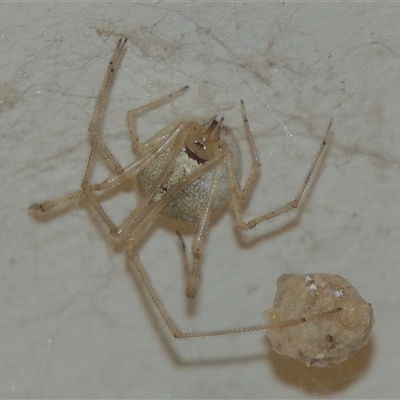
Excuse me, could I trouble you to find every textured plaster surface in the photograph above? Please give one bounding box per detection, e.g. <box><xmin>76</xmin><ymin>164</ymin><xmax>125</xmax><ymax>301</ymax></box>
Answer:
<box><xmin>1</xmin><ymin>3</ymin><xmax>399</xmax><ymax>398</ymax></box>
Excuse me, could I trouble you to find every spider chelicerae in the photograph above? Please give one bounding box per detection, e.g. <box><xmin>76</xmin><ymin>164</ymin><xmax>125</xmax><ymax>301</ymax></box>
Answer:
<box><xmin>30</xmin><ymin>38</ymin><xmax>332</xmax><ymax>338</ymax></box>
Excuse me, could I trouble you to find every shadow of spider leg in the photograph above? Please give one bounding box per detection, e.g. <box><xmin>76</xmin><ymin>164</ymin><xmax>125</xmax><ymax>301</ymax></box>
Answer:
<box><xmin>126</xmin><ymin>243</ymin><xmax>268</xmax><ymax>339</ymax></box>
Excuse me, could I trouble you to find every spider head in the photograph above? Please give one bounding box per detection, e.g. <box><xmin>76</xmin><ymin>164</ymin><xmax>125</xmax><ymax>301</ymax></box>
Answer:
<box><xmin>184</xmin><ymin>117</ymin><xmax>224</xmax><ymax>163</ymax></box>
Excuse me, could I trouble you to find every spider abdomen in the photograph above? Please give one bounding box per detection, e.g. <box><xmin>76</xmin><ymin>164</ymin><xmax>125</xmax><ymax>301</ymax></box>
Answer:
<box><xmin>137</xmin><ymin>128</ymin><xmax>241</xmax><ymax>221</ymax></box>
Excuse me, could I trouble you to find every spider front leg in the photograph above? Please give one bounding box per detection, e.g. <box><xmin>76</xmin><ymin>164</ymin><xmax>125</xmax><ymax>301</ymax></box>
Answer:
<box><xmin>127</xmin><ymin>86</ymin><xmax>189</xmax><ymax>153</ymax></box>
<box><xmin>30</xmin><ymin>38</ymin><xmax>129</xmax><ymax>215</ymax></box>
<box><xmin>79</xmin><ymin>38</ymin><xmax>130</xmax><ymax>232</ymax></box>
<box><xmin>228</xmin><ymin>118</ymin><xmax>333</xmax><ymax>231</ymax></box>
<box><xmin>83</xmin><ymin>38</ymin><xmax>128</xmax><ymax>180</ymax></box>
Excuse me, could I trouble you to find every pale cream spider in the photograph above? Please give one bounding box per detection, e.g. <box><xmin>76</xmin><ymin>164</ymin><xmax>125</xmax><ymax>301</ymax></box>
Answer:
<box><xmin>30</xmin><ymin>38</ymin><xmax>332</xmax><ymax>338</ymax></box>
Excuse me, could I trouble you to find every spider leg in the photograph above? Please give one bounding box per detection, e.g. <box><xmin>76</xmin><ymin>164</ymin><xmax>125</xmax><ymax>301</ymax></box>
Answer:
<box><xmin>30</xmin><ymin>38</ymin><xmax>128</xmax><ymax>214</ymax></box>
<box><xmin>186</xmin><ymin>164</ymin><xmax>225</xmax><ymax>299</ymax></box>
<box><xmin>122</xmin><ymin>148</ymin><xmax>224</xmax><ymax>247</ymax></box>
<box><xmin>128</xmin><ymin>86</ymin><xmax>189</xmax><ymax>153</ymax></box>
<box><xmin>228</xmin><ymin>119</ymin><xmax>333</xmax><ymax>231</ymax></box>
<box><xmin>30</xmin><ymin>123</ymin><xmax>185</xmax><ymax>217</ymax></box>
<box><xmin>80</xmin><ymin>38</ymin><xmax>130</xmax><ymax>228</ymax></box>
<box><xmin>84</xmin><ymin>38</ymin><xmax>128</xmax><ymax>181</ymax></box>
<box><xmin>126</xmin><ymin>242</ymin><xmax>267</xmax><ymax>339</ymax></box>
<box><xmin>266</xmin><ymin>307</ymin><xmax>343</xmax><ymax>330</ymax></box>
<box><xmin>29</xmin><ymin>134</ymin><xmax>178</xmax><ymax>215</ymax></box>
<box><xmin>238</xmin><ymin>100</ymin><xmax>261</xmax><ymax>199</ymax></box>
<box><xmin>110</xmin><ymin>124</ymin><xmax>188</xmax><ymax>237</ymax></box>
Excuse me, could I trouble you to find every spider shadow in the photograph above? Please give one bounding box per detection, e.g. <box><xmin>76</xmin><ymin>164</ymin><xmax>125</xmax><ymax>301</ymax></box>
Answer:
<box><xmin>266</xmin><ymin>335</ymin><xmax>376</xmax><ymax>394</ymax></box>
<box><xmin>125</xmin><ymin>245</ymin><xmax>268</xmax><ymax>367</ymax></box>
<box><xmin>29</xmin><ymin>130</ymin><xmax>332</xmax><ymax>370</ymax></box>
<box><xmin>125</xmin><ymin>251</ymin><xmax>375</xmax><ymax>393</ymax></box>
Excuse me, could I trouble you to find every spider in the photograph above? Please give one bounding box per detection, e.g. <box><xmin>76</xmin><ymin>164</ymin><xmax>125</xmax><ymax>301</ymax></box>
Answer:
<box><xmin>30</xmin><ymin>38</ymin><xmax>333</xmax><ymax>339</ymax></box>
